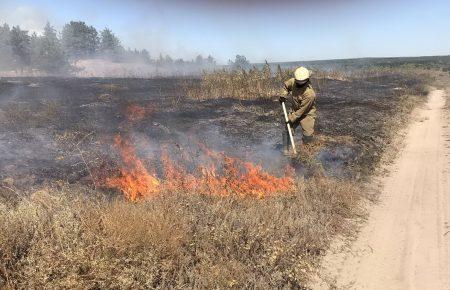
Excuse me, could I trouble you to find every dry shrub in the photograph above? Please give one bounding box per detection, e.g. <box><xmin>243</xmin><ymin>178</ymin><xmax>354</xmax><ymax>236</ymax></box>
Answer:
<box><xmin>0</xmin><ymin>177</ymin><xmax>362</xmax><ymax>289</ymax></box>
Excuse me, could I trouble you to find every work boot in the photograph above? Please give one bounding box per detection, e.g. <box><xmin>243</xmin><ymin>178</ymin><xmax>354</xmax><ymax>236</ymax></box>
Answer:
<box><xmin>303</xmin><ymin>135</ymin><xmax>314</xmax><ymax>144</ymax></box>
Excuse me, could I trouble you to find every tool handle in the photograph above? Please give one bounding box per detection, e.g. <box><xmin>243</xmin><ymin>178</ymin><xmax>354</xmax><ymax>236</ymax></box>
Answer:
<box><xmin>281</xmin><ymin>101</ymin><xmax>297</xmax><ymax>155</ymax></box>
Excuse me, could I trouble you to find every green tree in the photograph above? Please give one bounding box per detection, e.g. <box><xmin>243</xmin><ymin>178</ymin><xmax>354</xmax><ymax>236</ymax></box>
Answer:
<box><xmin>195</xmin><ymin>54</ymin><xmax>204</xmax><ymax>65</ymax></box>
<box><xmin>99</xmin><ymin>28</ymin><xmax>122</xmax><ymax>56</ymax></box>
<box><xmin>165</xmin><ymin>54</ymin><xmax>173</xmax><ymax>65</ymax></box>
<box><xmin>206</xmin><ymin>55</ymin><xmax>216</xmax><ymax>65</ymax></box>
<box><xmin>29</xmin><ymin>32</ymin><xmax>41</xmax><ymax>68</ymax></box>
<box><xmin>10</xmin><ymin>26</ymin><xmax>31</xmax><ymax>70</ymax></box>
<box><xmin>140</xmin><ymin>49</ymin><xmax>151</xmax><ymax>63</ymax></box>
<box><xmin>174</xmin><ymin>58</ymin><xmax>185</xmax><ymax>65</ymax></box>
<box><xmin>0</xmin><ymin>24</ymin><xmax>14</xmax><ymax>69</ymax></box>
<box><xmin>230</xmin><ymin>54</ymin><xmax>250</xmax><ymax>70</ymax></box>
<box><xmin>62</xmin><ymin>21</ymin><xmax>98</xmax><ymax>59</ymax></box>
<box><xmin>156</xmin><ymin>53</ymin><xmax>164</xmax><ymax>66</ymax></box>
<box><xmin>35</xmin><ymin>22</ymin><xmax>69</xmax><ymax>73</ymax></box>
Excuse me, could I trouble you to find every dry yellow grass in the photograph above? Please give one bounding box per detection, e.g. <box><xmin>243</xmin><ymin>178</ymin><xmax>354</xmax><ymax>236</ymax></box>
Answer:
<box><xmin>186</xmin><ymin>65</ymin><xmax>433</xmax><ymax>100</ymax></box>
<box><xmin>0</xmin><ymin>178</ymin><xmax>362</xmax><ymax>288</ymax></box>
<box><xmin>187</xmin><ymin>64</ymin><xmax>289</xmax><ymax>100</ymax></box>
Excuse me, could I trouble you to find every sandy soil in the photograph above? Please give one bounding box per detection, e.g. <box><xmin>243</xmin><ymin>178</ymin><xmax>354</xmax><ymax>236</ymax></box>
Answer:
<box><xmin>314</xmin><ymin>89</ymin><xmax>450</xmax><ymax>289</ymax></box>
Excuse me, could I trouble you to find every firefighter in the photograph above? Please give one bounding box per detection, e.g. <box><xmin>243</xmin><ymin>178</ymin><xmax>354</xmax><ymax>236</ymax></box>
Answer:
<box><xmin>279</xmin><ymin>66</ymin><xmax>317</xmax><ymax>144</ymax></box>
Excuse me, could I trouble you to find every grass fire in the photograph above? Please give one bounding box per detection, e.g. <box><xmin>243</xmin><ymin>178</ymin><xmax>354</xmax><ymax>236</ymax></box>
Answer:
<box><xmin>1</xmin><ymin>67</ymin><xmax>440</xmax><ymax>288</ymax></box>
<box><xmin>0</xmin><ymin>0</ymin><xmax>449</xmax><ymax>288</ymax></box>
<box><xmin>105</xmin><ymin>104</ymin><xmax>296</xmax><ymax>201</ymax></box>
<box><xmin>106</xmin><ymin>134</ymin><xmax>160</xmax><ymax>200</ymax></box>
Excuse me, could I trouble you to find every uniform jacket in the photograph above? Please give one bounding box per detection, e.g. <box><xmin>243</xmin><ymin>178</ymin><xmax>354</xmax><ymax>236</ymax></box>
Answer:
<box><xmin>280</xmin><ymin>78</ymin><xmax>317</xmax><ymax>123</ymax></box>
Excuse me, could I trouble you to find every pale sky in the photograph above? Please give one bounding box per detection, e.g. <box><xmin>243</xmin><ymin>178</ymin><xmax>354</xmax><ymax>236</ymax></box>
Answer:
<box><xmin>0</xmin><ymin>0</ymin><xmax>449</xmax><ymax>63</ymax></box>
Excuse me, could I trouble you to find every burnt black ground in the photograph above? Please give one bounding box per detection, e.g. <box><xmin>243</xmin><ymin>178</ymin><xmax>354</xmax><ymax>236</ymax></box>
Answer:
<box><xmin>0</xmin><ymin>75</ymin><xmax>427</xmax><ymax>189</ymax></box>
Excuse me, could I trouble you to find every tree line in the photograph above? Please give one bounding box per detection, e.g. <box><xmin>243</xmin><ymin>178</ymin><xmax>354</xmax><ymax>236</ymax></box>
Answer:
<box><xmin>0</xmin><ymin>21</ymin><xmax>218</xmax><ymax>74</ymax></box>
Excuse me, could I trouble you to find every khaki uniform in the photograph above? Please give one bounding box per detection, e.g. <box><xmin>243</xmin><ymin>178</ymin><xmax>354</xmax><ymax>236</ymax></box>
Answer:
<box><xmin>280</xmin><ymin>78</ymin><xmax>317</xmax><ymax>137</ymax></box>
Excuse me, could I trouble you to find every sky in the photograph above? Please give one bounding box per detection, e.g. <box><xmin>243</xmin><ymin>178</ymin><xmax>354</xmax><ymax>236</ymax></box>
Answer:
<box><xmin>0</xmin><ymin>0</ymin><xmax>449</xmax><ymax>63</ymax></box>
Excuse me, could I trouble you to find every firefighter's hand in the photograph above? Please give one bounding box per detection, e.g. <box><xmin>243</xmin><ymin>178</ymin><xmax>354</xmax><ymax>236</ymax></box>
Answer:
<box><xmin>288</xmin><ymin>113</ymin><xmax>297</xmax><ymax>124</ymax></box>
<box><xmin>279</xmin><ymin>96</ymin><xmax>287</xmax><ymax>103</ymax></box>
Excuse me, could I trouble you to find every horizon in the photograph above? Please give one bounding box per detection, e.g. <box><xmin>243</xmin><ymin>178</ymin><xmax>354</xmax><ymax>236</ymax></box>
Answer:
<box><xmin>254</xmin><ymin>54</ymin><xmax>450</xmax><ymax>64</ymax></box>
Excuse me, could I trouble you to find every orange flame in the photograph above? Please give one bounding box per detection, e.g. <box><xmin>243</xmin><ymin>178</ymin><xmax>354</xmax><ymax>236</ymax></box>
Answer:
<box><xmin>106</xmin><ymin>135</ymin><xmax>160</xmax><ymax>201</ymax></box>
<box><xmin>106</xmin><ymin>135</ymin><xmax>294</xmax><ymax>200</ymax></box>
<box><xmin>104</xmin><ymin>104</ymin><xmax>295</xmax><ymax>200</ymax></box>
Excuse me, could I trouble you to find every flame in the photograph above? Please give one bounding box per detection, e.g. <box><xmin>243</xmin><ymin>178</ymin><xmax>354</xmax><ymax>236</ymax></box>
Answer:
<box><xmin>106</xmin><ymin>135</ymin><xmax>160</xmax><ymax>201</ymax></box>
<box><xmin>104</xmin><ymin>104</ymin><xmax>295</xmax><ymax>200</ymax></box>
<box><xmin>106</xmin><ymin>135</ymin><xmax>294</xmax><ymax>200</ymax></box>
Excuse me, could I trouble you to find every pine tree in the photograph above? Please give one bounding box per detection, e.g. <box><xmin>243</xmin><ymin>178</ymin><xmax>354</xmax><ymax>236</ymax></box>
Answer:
<box><xmin>99</xmin><ymin>28</ymin><xmax>122</xmax><ymax>57</ymax></box>
<box><xmin>206</xmin><ymin>55</ymin><xmax>216</xmax><ymax>65</ymax></box>
<box><xmin>140</xmin><ymin>49</ymin><xmax>151</xmax><ymax>63</ymax></box>
<box><xmin>62</xmin><ymin>21</ymin><xmax>98</xmax><ymax>59</ymax></box>
<box><xmin>29</xmin><ymin>32</ymin><xmax>41</xmax><ymax>68</ymax></box>
<box><xmin>36</xmin><ymin>22</ymin><xmax>69</xmax><ymax>73</ymax></box>
<box><xmin>195</xmin><ymin>54</ymin><xmax>203</xmax><ymax>65</ymax></box>
<box><xmin>232</xmin><ymin>55</ymin><xmax>250</xmax><ymax>70</ymax></box>
<box><xmin>10</xmin><ymin>26</ymin><xmax>31</xmax><ymax>71</ymax></box>
<box><xmin>0</xmin><ymin>24</ymin><xmax>14</xmax><ymax>69</ymax></box>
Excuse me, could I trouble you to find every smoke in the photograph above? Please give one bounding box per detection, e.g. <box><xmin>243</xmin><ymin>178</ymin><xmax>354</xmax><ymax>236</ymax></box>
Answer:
<box><xmin>317</xmin><ymin>146</ymin><xmax>354</xmax><ymax>178</ymax></box>
<box><xmin>0</xmin><ymin>5</ymin><xmax>50</xmax><ymax>34</ymax></box>
<box><xmin>73</xmin><ymin>58</ymin><xmax>217</xmax><ymax>78</ymax></box>
<box><xmin>0</xmin><ymin>82</ymin><xmax>60</xmax><ymax>186</ymax></box>
<box><xmin>124</xmin><ymin>125</ymin><xmax>293</xmax><ymax>189</ymax></box>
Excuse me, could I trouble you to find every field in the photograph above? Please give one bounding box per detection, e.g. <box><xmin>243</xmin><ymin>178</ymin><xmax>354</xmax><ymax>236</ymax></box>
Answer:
<box><xmin>262</xmin><ymin>55</ymin><xmax>450</xmax><ymax>72</ymax></box>
<box><xmin>0</xmin><ymin>68</ymin><xmax>435</xmax><ymax>288</ymax></box>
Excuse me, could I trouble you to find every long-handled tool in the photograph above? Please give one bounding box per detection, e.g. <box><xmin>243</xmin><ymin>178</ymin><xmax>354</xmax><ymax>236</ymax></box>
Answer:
<box><xmin>281</xmin><ymin>100</ymin><xmax>297</xmax><ymax>155</ymax></box>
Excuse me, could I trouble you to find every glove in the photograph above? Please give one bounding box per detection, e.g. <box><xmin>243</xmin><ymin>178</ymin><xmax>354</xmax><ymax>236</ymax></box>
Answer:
<box><xmin>288</xmin><ymin>113</ymin><xmax>297</xmax><ymax>124</ymax></box>
<box><xmin>279</xmin><ymin>96</ymin><xmax>287</xmax><ymax>103</ymax></box>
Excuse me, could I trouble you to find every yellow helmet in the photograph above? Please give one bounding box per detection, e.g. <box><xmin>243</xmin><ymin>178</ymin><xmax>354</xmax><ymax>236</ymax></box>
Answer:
<box><xmin>294</xmin><ymin>67</ymin><xmax>310</xmax><ymax>81</ymax></box>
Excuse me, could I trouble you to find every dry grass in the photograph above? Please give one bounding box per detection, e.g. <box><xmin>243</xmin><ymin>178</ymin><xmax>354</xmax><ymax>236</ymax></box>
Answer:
<box><xmin>0</xmin><ymin>177</ymin><xmax>362</xmax><ymax>289</ymax></box>
<box><xmin>187</xmin><ymin>64</ymin><xmax>289</xmax><ymax>100</ymax></box>
<box><xmin>185</xmin><ymin>64</ymin><xmax>367</xmax><ymax>100</ymax></box>
<box><xmin>2</xmin><ymin>104</ymin><xmax>34</xmax><ymax>130</ymax></box>
<box><xmin>2</xmin><ymin>101</ymin><xmax>61</xmax><ymax>131</ymax></box>
<box><xmin>186</xmin><ymin>65</ymin><xmax>434</xmax><ymax>100</ymax></box>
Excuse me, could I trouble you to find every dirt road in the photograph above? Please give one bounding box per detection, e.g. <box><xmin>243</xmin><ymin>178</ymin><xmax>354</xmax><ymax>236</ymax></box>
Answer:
<box><xmin>315</xmin><ymin>89</ymin><xmax>450</xmax><ymax>289</ymax></box>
